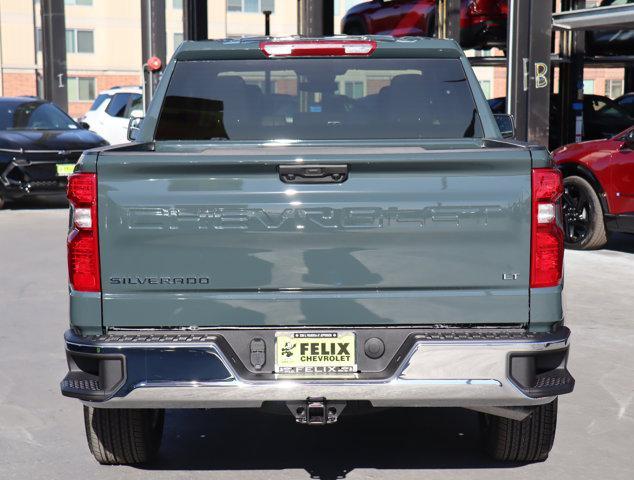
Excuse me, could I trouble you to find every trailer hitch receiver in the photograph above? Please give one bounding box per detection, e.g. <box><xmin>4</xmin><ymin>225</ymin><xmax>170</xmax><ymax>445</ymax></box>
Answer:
<box><xmin>287</xmin><ymin>398</ymin><xmax>346</xmax><ymax>425</ymax></box>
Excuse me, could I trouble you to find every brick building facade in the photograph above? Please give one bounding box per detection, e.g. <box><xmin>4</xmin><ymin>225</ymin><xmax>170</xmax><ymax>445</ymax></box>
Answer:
<box><xmin>0</xmin><ymin>71</ymin><xmax>140</xmax><ymax>118</ymax></box>
<box><xmin>0</xmin><ymin>0</ymin><xmax>629</xmax><ymax>119</ymax></box>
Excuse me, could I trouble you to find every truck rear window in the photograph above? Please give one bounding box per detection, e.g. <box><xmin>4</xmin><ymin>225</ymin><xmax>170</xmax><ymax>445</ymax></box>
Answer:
<box><xmin>155</xmin><ymin>58</ymin><xmax>483</xmax><ymax>141</ymax></box>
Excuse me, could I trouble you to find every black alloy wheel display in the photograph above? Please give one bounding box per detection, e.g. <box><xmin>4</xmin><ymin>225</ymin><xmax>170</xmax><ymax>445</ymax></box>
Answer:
<box><xmin>561</xmin><ymin>176</ymin><xmax>608</xmax><ymax>250</ymax></box>
<box><xmin>563</xmin><ymin>182</ymin><xmax>592</xmax><ymax>245</ymax></box>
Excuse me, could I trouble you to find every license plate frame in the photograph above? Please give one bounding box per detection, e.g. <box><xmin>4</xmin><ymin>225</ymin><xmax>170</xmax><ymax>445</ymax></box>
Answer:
<box><xmin>275</xmin><ymin>331</ymin><xmax>357</xmax><ymax>375</ymax></box>
<box><xmin>56</xmin><ymin>163</ymin><xmax>75</xmax><ymax>177</ymax></box>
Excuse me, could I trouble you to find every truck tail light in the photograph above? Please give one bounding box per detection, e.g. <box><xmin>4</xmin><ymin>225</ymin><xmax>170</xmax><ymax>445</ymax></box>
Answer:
<box><xmin>259</xmin><ymin>40</ymin><xmax>376</xmax><ymax>57</ymax></box>
<box><xmin>67</xmin><ymin>173</ymin><xmax>100</xmax><ymax>292</ymax></box>
<box><xmin>531</xmin><ymin>168</ymin><xmax>564</xmax><ymax>288</ymax></box>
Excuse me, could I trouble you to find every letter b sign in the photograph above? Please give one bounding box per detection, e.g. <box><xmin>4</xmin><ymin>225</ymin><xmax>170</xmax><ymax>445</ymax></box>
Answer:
<box><xmin>535</xmin><ymin>63</ymin><xmax>548</xmax><ymax>89</ymax></box>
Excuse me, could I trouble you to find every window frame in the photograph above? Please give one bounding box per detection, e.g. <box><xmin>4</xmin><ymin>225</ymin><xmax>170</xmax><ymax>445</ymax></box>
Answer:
<box><xmin>478</xmin><ymin>79</ymin><xmax>492</xmax><ymax>99</ymax></box>
<box><xmin>65</xmin><ymin>28</ymin><xmax>94</xmax><ymax>54</ymax></box>
<box><xmin>36</xmin><ymin>28</ymin><xmax>42</xmax><ymax>52</ymax></box>
<box><xmin>65</xmin><ymin>0</ymin><xmax>93</xmax><ymax>6</ymax></box>
<box><xmin>174</xmin><ymin>32</ymin><xmax>184</xmax><ymax>50</ymax></box>
<box><xmin>605</xmin><ymin>79</ymin><xmax>624</xmax><ymax>99</ymax></box>
<box><xmin>67</xmin><ymin>76</ymin><xmax>96</xmax><ymax>102</ymax></box>
<box><xmin>227</xmin><ymin>0</ymin><xmax>275</xmax><ymax>13</ymax></box>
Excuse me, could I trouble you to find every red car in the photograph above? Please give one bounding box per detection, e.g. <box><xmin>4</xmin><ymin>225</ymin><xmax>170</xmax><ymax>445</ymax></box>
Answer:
<box><xmin>553</xmin><ymin>127</ymin><xmax>634</xmax><ymax>250</ymax></box>
<box><xmin>341</xmin><ymin>0</ymin><xmax>508</xmax><ymax>50</ymax></box>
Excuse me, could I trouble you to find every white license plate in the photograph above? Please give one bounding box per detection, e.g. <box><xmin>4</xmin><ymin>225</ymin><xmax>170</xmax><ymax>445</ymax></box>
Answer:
<box><xmin>275</xmin><ymin>331</ymin><xmax>356</xmax><ymax>375</ymax></box>
<box><xmin>56</xmin><ymin>163</ymin><xmax>75</xmax><ymax>176</ymax></box>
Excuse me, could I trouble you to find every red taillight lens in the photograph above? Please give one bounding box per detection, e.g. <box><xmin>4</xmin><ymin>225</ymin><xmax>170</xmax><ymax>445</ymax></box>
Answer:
<box><xmin>67</xmin><ymin>173</ymin><xmax>100</xmax><ymax>292</ymax></box>
<box><xmin>259</xmin><ymin>40</ymin><xmax>376</xmax><ymax>57</ymax></box>
<box><xmin>531</xmin><ymin>169</ymin><xmax>564</xmax><ymax>288</ymax></box>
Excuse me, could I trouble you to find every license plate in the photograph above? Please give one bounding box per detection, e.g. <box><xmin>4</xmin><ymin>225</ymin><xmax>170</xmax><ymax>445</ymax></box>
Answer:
<box><xmin>275</xmin><ymin>331</ymin><xmax>356</xmax><ymax>375</ymax></box>
<box><xmin>56</xmin><ymin>163</ymin><xmax>75</xmax><ymax>176</ymax></box>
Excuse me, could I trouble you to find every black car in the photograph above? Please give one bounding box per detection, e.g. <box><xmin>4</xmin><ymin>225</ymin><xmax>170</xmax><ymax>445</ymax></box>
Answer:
<box><xmin>0</xmin><ymin>97</ymin><xmax>107</xmax><ymax>208</ymax></box>
<box><xmin>567</xmin><ymin>94</ymin><xmax>634</xmax><ymax>141</ymax></box>
<box><xmin>488</xmin><ymin>94</ymin><xmax>634</xmax><ymax>149</ymax></box>
<box><xmin>616</xmin><ymin>92</ymin><xmax>634</xmax><ymax>117</ymax></box>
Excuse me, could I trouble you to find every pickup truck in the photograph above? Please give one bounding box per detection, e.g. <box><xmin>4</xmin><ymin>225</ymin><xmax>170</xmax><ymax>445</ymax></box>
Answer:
<box><xmin>61</xmin><ymin>36</ymin><xmax>574</xmax><ymax>465</ymax></box>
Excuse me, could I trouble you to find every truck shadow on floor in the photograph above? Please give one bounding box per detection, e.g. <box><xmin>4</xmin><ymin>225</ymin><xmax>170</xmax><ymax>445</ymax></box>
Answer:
<box><xmin>2</xmin><ymin>195</ymin><xmax>68</xmax><ymax>210</ymax></box>
<box><xmin>604</xmin><ymin>233</ymin><xmax>634</xmax><ymax>254</ymax></box>
<box><xmin>145</xmin><ymin>407</ymin><xmax>524</xmax><ymax>479</ymax></box>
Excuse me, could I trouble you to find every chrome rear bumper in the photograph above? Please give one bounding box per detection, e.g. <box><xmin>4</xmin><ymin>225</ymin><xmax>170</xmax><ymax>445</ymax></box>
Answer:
<box><xmin>62</xmin><ymin>327</ymin><xmax>573</xmax><ymax>409</ymax></box>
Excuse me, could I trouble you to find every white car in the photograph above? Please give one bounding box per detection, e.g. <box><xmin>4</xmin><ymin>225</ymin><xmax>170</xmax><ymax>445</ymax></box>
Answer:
<box><xmin>79</xmin><ymin>86</ymin><xmax>143</xmax><ymax>145</ymax></box>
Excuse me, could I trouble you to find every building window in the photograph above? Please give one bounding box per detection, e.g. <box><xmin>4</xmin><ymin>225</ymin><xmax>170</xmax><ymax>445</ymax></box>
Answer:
<box><xmin>66</xmin><ymin>29</ymin><xmax>94</xmax><ymax>53</ymax></box>
<box><xmin>344</xmin><ymin>81</ymin><xmax>364</xmax><ymax>99</ymax></box>
<box><xmin>479</xmin><ymin>80</ymin><xmax>492</xmax><ymax>99</ymax></box>
<box><xmin>174</xmin><ymin>32</ymin><xmax>184</xmax><ymax>49</ymax></box>
<box><xmin>38</xmin><ymin>27</ymin><xmax>94</xmax><ymax>54</ymax></box>
<box><xmin>173</xmin><ymin>0</ymin><xmax>183</xmax><ymax>8</ymax></box>
<box><xmin>471</xmin><ymin>49</ymin><xmax>493</xmax><ymax>57</ymax></box>
<box><xmin>227</xmin><ymin>0</ymin><xmax>241</xmax><ymax>10</ymax></box>
<box><xmin>228</xmin><ymin>0</ymin><xmax>274</xmax><ymax>13</ymax></box>
<box><xmin>36</xmin><ymin>71</ymin><xmax>44</xmax><ymax>98</ymax></box>
<box><xmin>65</xmin><ymin>0</ymin><xmax>93</xmax><ymax>5</ymax></box>
<box><xmin>583</xmin><ymin>79</ymin><xmax>595</xmax><ymax>94</ymax></box>
<box><xmin>68</xmin><ymin>77</ymin><xmax>95</xmax><ymax>101</ymax></box>
<box><xmin>605</xmin><ymin>79</ymin><xmax>624</xmax><ymax>99</ymax></box>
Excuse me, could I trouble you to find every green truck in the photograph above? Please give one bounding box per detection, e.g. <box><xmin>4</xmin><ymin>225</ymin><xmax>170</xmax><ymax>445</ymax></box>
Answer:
<box><xmin>61</xmin><ymin>36</ymin><xmax>574</xmax><ymax>465</ymax></box>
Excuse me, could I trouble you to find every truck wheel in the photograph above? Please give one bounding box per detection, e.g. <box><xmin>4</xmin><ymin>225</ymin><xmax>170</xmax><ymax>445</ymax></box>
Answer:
<box><xmin>562</xmin><ymin>175</ymin><xmax>607</xmax><ymax>250</ymax></box>
<box><xmin>482</xmin><ymin>399</ymin><xmax>557</xmax><ymax>462</ymax></box>
<box><xmin>83</xmin><ymin>406</ymin><xmax>164</xmax><ymax>465</ymax></box>
<box><xmin>0</xmin><ymin>194</ymin><xmax>5</xmax><ymax>209</ymax></box>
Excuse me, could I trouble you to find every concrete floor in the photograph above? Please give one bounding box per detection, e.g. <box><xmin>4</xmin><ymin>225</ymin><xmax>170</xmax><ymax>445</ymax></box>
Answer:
<box><xmin>1</xmin><ymin>202</ymin><xmax>633</xmax><ymax>480</ymax></box>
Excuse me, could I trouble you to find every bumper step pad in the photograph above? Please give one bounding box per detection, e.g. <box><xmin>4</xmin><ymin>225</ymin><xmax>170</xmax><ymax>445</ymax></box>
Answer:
<box><xmin>61</xmin><ymin>372</ymin><xmax>102</xmax><ymax>395</ymax></box>
<box><xmin>525</xmin><ymin>370</ymin><xmax>575</xmax><ymax>398</ymax></box>
<box><xmin>61</xmin><ymin>349</ymin><xmax>126</xmax><ymax>401</ymax></box>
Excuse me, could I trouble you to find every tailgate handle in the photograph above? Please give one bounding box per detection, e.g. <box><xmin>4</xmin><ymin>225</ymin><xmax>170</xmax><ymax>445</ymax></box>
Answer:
<box><xmin>278</xmin><ymin>165</ymin><xmax>348</xmax><ymax>184</ymax></box>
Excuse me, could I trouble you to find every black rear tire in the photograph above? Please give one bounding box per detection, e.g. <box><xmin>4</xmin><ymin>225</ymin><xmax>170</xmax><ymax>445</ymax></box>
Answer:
<box><xmin>83</xmin><ymin>407</ymin><xmax>164</xmax><ymax>465</ymax></box>
<box><xmin>562</xmin><ymin>175</ymin><xmax>608</xmax><ymax>250</ymax></box>
<box><xmin>482</xmin><ymin>399</ymin><xmax>558</xmax><ymax>462</ymax></box>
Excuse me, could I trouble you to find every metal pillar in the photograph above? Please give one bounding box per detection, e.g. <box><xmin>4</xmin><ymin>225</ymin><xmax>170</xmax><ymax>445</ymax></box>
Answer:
<box><xmin>625</xmin><ymin>67</ymin><xmax>634</xmax><ymax>93</ymax></box>
<box><xmin>557</xmin><ymin>0</ymin><xmax>585</xmax><ymax>148</ymax></box>
<box><xmin>300</xmin><ymin>0</ymin><xmax>334</xmax><ymax>36</ymax></box>
<box><xmin>506</xmin><ymin>0</ymin><xmax>553</xmax><ymax>146</ymax></box>
<box><xmin>323</xmin><ymin>0</ymin><xmax>333</xmax><ymax>36</ymax></box>
<box><xmin>264</xmin><ymin>10</ymin><xmax>272</xmax><ymax>36</ymax></box>
<box><xmin>141</xmin><ymin>0</ymin><xmax>166</xmax><ymax>109</ymax></box>
<box><xmin>40</xmin><ymin>0</ymin><xmax>67</xmax><ymax>111</ymax></box>
<box><xmin>437</xmin><ymin>0</ymin><xmax>461</xmax><ymax>43</ymax></box>
<box><xmin>183</xmin><ymin>0</ymin><xmax>207</xmax><ymax>41</ymax></box>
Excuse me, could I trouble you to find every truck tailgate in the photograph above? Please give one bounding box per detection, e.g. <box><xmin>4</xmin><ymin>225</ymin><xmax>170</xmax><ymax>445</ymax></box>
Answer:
<box><xmin>97</xmin><ymin>144</ymin><xmax>531</xmax><ymax>328</ymax></box>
